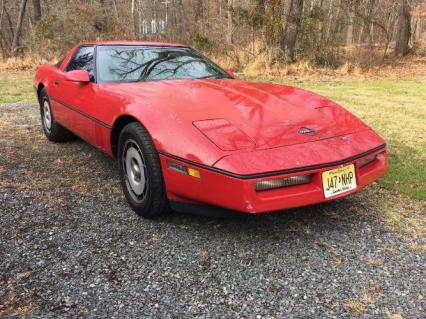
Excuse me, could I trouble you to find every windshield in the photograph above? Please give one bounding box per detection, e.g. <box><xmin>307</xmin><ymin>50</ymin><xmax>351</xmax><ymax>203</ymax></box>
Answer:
<box><xmin>96</xmin><ymin>46</ymin><xmax>231</xmax><ymax>83</ymax></box>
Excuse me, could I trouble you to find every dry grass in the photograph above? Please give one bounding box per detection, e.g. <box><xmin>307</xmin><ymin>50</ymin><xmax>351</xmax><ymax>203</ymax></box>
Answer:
<box><xmin>0</xmin><ymin>54</ymin><xmax>57</xmax><ymax>72</ymax></box>
<box><xmin>344</xmin><ymin>299</ymin><xmax>366</xmax><ymax>317</ymax></box>
<box><xmin>213</xmin><ymin>44</ymin><xmax>426</xmax><ymax>81</ymax></box>
<box><xmin>335</xmin><ymin>257</ymin><xmax>347</xmax><ymax>266</ymax></box>
<box><xmin>407</xmin><ymin>242</ymin><xmax>426</xmax><ymax>253</ymax></box>
<box><xmin>357</xmin><ymin>186</ymin><xmax>426</xmax><ymax>238</ymax></box>
<box><xmin>286</xmin><ymin>221</ymin><xmax>313</xmax><ymax>234</ymax></box>
<box><xmin>13</xmin><ymin>303</ymin><xmax>33</xmax><ymax>317</ymax></box>
<box><xmin>17</xmin><ymin>272</ymin><xmax>32</xmax><ymax>280</ymax></box>
<box><xmin>0</xmin><ymin>285</ymin><xmax>35</xmax><ymax>318</ymax></box>
<box><xmin>381</xmin><ymin>247</ymin><xmax>399</xmax><ymax>255</ymax></box>
<box><xmin>238</xmin><ymin>251</ymin><xmax>251</xmax><ymax>258</ymax></box>
<box><xmin>360</xmin><ymin>293</ymin><xmax>375</xmax><ymax>305</ymax></box>
<box><xmin>367</xmin><ymin>285</ymin><xmax>381</xmax><ymax>294</ymax></box>
<box><xmin>386</xmin><ymin>313</ymin><xmax>404</xmax><ymax>319</ymax></box>
<box><xmin>198</xmin><ymin>249</ymin><xmax>209</xmax><ymax>258</ymax></box>
<box><xmin>366</xmin><ymin>259</ymin><xmax>384</xmax><ymax>267</ymax></box>
<box><xmin>344</xmin><ymin>292</ymin><xmax>378</xmax><ymax>317</ymax></box>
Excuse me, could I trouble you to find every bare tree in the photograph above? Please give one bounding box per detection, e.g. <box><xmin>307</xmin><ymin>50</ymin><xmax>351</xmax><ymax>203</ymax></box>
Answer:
<box><xmin>2</xmin><ymin>1</ymin><xmax>14</xmax><ymax>52</ymax></box>
<box><xmin>282</xmin><ymin>0</ymin><xmax>304</xmax><ymax>63</ymax></box>
<box><xmin>0</xmin><ymin>0</ymin><xmax>423</xmax><ymax>66</ymax></box>
<box><xmin>32</xmin><ymin>0</ymin><xmax>41</xmax><ymax>23</ymax></box>
<box><xmin>227</xmin><ymin>0</ymin><xmax>233</xmax><ymax>44</ymax></box>
<box><xmin>367</xmin><ymin>0</ymin><xmax>377</xmax><ymax>46</ymax></box>
<box><xmin>112</xmin><ymin>0</ymin><xmax>119</xmax><ymax>20</ymax></box>
<box><xmin>346</xmin><ymin>1</ymin><xmax>355</xmax><ymax>46</ymax></box>
<box><xmin>194</xmin><ymin>0</ymin><xmax>203</xmax><ymax>33</ymax></box>
<box><xmin>131</xmin><ymin>0</ymin><xmax>138</xmax><ymax>38</ymax></box>
<box><xmin>0</xmin><ymin>0</ymin><xmax>6</xmax><ymax>59</ymax></box>
<box><xmin>12</xmin><ymin>0</ymin><xmax>28</xmax><ymax>56</ymax></box>
<box><xmin>394</xmin><ymin>0</ymin><xmax>411</xmax><ymax>56</ymax></box>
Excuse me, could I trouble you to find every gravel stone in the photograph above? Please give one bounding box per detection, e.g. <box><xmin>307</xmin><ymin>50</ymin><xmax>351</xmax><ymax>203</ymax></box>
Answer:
<box><xmin>0</xmin><ymin>103</ymin><xmax>425</xmax><ymax>318</ymax></box>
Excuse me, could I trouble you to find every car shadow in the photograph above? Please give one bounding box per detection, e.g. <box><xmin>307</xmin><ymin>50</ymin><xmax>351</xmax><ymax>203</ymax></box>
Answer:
<box><xmin>157</xmin><ymin>194</ymin><xmax>377</xmax><ymax>245</ymax></box>
<box><xmin>27</xmin><ymin>126</ymin><xmax>380</xmax><ymax>245</ymax></box>
<box><xmin>68</xmin><ymin>136</ymin><xmax>380</xmax><ymax>243</ymax></box>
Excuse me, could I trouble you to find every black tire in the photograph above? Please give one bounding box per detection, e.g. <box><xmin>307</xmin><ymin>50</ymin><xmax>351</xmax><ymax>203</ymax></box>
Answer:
<box><xmin>39</xmin><ymin>88</ymin><xmax>73</xmax><ymax>142</ymax></box>
<box><xmin>117</xmin><ymin>122</ymin><xmax>168</xmax><ymax>218</ymax></box>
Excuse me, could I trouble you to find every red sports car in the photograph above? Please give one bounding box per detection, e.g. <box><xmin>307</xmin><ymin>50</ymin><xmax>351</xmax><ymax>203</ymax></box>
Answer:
<box><xmin>34</xmin><ymin>41</ymin><xmax>387</xmax><ymax>217</ymax></box>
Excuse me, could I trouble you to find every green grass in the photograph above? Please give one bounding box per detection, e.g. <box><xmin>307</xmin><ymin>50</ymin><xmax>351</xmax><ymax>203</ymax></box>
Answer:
<box><xmin>0</xmin><ymin>72</ymin><xmax>35</xmax><ymax>104</ymax></box>
<box><xmin>2</xmin><ymin>71</ymin><xmax>425</xmax><ymax>200</ymax></box>
<box><xmin>300</xmin><ymin>79</ymin><xmax>426</xmax><ymax>200</ymax></box>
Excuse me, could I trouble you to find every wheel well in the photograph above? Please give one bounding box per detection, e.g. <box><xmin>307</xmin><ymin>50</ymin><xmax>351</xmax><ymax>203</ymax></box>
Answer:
<box><xmin>111</xmin><ymin>115</ymin><xmax>140</xmax><ymax>157</ymax></box>
<box><xmin>36</xmin><ymin>83</ymin><xmax>45</xmax><ymax>103</ymax></box>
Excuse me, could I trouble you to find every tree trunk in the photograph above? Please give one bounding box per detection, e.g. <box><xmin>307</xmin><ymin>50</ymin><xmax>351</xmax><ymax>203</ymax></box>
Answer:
<box><xmin>382</xmin><ymin>2</ymin><xmax>397</xmax><ymax>59</ymax></box>
<box><xmin>112</xmin><ymin>0</ymin><xmax>119</xmax><ymax>19</ymax></box>
<box><xmin>0</xmin><ymin>0</ymin><xmax>4</xmax><ymax>34</ymax></box>
<box><xmin>194</xmin><ymin>0</ymin><xmax>203</xmax><ymax>34</ymax></box>
<box><xmin>12</xmin><ymin>0</ymin><xmax>28</xmax><ymax>56</ymax></box>
<box><xmin>281</xmin><ymin>0</ymin><xmax>304</xmax><ymax>63</ymax></box>
<box><xmin>226</xmin><ymin>0</ymin><xmax>233</xmax><ymax>44</ymax></box>
<box><xmin>367</xmin><ymin>0</ymin><xmax>377</xmax><ymax>47</ymax></box>
<box><xmin>3</xmin><ymin>3</ymin><xmax>14</xmax><ymax>50</ymax></box>
<box><xmin>131</xmin><ymin>0</ymin><xmax>138</xmax><ymax>38</ymax></box>
<box><xmin>324</xmin><ymin>0</ymin><xmax>335</xmax><ymax>43</ymax></box>
<box><xmin>32</xmin><ymin>0</ymin><xmax>41</xmax><ymax>23</ymax></box>
<box><xmin>0</xmin><ymin>0</ymin><xmax>6</xmax><ymax>59</ymax></box>
<box><xmin>346</xmin><ymin>1</ymin><xmax>355</xmax><ymax>46</ymax></box>
<box><xmin>414</xmin><ymin>14</ymin><xmax>424</xmax><ymax>43</ymax></box>
<box><xmin>394</xmin><ymin>0</ymin><xmax>411</xmax><ymax>56</ymax></box>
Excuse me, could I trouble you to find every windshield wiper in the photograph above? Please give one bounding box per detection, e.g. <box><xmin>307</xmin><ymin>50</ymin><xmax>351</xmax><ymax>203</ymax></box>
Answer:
<box><xmin>196</xmin><ymin>75</ymin><xmax>229</xmax><ymax>79</ymax></box>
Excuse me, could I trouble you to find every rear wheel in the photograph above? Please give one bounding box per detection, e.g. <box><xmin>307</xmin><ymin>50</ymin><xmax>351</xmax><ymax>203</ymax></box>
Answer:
<box><xmin>118</xmin><ymin>122</ymin><xmax>168</xmax><ymax>218</ymax></box>
<box><xmin>39</xmin><ymin>88</ymin><xmax>73</xmax><ymax>142</ymax></box>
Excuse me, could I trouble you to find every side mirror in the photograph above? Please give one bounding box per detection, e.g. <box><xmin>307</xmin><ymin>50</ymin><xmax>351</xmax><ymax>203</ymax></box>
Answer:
<box><xmin>224</xmin><ymin>69</ymin><xmax>234</xmax><ymax>78</ymax></box>
<box><xmin>64</xmin><ymin>70</ymin><xmax>90</xmax><ymax>83</ymax></box>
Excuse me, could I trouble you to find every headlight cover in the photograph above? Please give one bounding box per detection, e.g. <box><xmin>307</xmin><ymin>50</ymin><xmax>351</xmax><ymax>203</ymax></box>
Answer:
<box><xmin>255</xmin><ymin>174</ymin><xmax>312</xmax><ymax>192</ymax></box>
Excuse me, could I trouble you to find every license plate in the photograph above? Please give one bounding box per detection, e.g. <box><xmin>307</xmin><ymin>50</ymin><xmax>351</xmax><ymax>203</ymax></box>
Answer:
<box><xmin>322</xmin><ymin>164</ymin><xmax>357</xmax><ymax>198</ymax></box>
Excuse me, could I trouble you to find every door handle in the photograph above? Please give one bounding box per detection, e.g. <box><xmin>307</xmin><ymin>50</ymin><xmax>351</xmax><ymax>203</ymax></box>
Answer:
<box><xmin>54</xmin><ymin>80</ymin><xmax>60</xmax><ymax>85</ymax></box>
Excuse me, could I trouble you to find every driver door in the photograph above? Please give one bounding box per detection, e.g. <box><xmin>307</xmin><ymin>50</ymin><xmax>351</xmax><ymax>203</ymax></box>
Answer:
<box><xmin>53</xmin><ymin>46</ymin><xmax>99</xmax><ymax>146</ymax></box>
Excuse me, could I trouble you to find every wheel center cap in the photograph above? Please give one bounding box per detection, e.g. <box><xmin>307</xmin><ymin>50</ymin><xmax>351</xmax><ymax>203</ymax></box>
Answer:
<box><xmin>131</xmin><ymin>158</ymin><xmax>141</xmax><ymax>182</ymax></box>
<box><xmin>124</xmin><ymin>144</ymin><xmax>146</xmax><ymax>198</ymax></box>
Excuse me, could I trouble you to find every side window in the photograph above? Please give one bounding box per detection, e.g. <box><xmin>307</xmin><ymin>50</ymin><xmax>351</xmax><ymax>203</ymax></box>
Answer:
<box><xmin>66</xmin><ymin>46</ymin><xmax>95</xmax><ymax>81</ymax></box>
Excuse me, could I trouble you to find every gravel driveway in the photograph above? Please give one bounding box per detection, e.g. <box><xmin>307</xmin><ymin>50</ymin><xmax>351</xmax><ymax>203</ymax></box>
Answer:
<box><xmin>1</xmin><ymin>103</ymin><xmax>425</xmax><ymax>318</ymax></box>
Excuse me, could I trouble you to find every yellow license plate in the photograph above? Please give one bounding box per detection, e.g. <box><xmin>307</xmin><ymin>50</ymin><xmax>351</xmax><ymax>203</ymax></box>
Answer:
<box><xmin>322</xmin><ymin>164</ymin><xmax>357</xmax><ymax>198</ymax></box>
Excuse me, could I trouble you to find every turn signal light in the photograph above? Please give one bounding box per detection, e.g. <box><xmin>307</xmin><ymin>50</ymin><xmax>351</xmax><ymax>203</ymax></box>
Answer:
<box><xmin>255</xmin><ymin>174</ymin><xmax>312</xmax><ymax>192</ymax></box>
<box><xmin>167</xmin><ymin>161</ymin><xmax>201</xmax><ymax>178</ymax></box>
<box><xmin>187</xmin><ymin>167</ymin><xmax>201</xmax><ymax>178</ymax></box>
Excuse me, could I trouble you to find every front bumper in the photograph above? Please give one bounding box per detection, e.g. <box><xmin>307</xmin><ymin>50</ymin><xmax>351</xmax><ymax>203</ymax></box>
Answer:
<box><xmin>159</xmin><ymin>147</ymin><xmax>388</xmax><ymax>214</ymax></box>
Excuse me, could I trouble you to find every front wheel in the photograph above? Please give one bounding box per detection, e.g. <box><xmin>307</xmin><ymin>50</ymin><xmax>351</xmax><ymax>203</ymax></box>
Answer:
<box><xmin>118</xmin><ymin>122</ymin><xmax>168</xmax><ymax>218</ymax></box>
<box><xmin>39</xmin><ymin>88</ymin><xmax>73</xmax><ymax>142</ymax></box>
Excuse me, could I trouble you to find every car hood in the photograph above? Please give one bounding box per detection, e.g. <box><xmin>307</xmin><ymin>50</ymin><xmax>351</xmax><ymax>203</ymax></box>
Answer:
<box><xmin>103</xmin><ymin>79</ymin><xmax>369</xmax><ymax>151</ymax></box>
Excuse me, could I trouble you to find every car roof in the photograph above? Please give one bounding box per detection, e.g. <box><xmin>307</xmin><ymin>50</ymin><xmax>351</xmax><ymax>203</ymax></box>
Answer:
<box><xmin>80</xmin><ymin>40</ymin><xmax>187</xmax><ymax>47</ymax></box>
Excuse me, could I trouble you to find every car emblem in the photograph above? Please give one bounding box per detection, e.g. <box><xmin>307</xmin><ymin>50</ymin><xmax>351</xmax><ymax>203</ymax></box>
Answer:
<box><xmin>298</xmin><ymin>127</ymin><xmax>315</xmax><ymax>135</ymax></box>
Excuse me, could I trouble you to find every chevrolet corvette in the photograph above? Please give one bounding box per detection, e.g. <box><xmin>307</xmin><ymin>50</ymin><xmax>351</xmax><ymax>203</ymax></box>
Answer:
<box><xmin>34</xmin><ymin>41</ymin><xmax>388</xmax><ymax>217</ymax></box>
